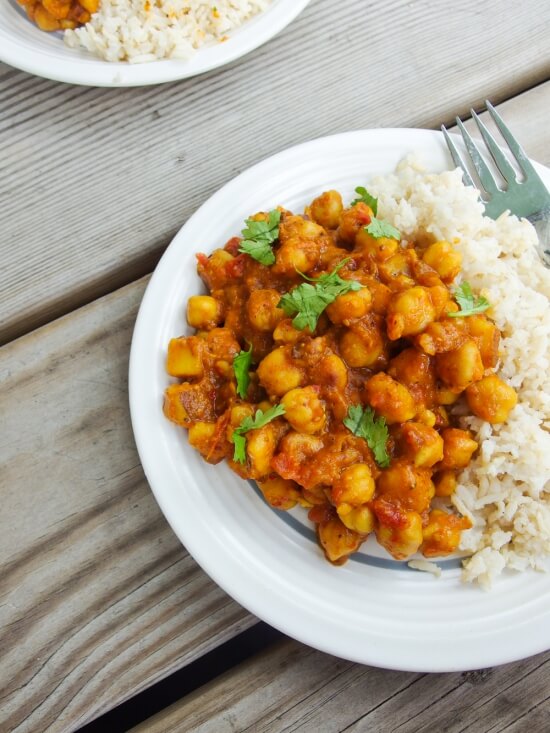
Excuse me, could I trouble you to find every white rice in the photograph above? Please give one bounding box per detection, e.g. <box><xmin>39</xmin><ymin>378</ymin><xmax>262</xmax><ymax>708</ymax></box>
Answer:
<box><xmin>369</xmin><ymin>156</ymin><xmax>550</xmax><ymax>588</ymax></box>
<box><xmin>64</xmin><ymin>0</ymin><xmax>271</xmax><ymax>63</ymax></box>
<box><xmin>408</xmin><ymin>559</ymin><xmax>442</xmax><ymax>577</ymax></box>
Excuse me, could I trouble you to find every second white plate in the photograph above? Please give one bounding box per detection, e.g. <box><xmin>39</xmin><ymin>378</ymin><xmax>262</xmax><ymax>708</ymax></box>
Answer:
<box><xmin>0</xmin><ymin>0</ymin><xmax>310</xmax><ymax>86</ymax></box>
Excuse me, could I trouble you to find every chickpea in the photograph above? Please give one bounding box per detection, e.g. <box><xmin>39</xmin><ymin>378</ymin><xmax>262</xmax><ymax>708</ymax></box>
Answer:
<box><xmin>273</xmin><ymin>238</ymin><xmax>319</xmax><ymax>275</ymax></box>
<box><xmin>226</xmin><ymin>404</ymin><xmax>255</xmax><ymax>441</ymax></box>
<box><xmin>247</xmin><ymin>289</ymin><xmax>284</xmax><ymax>332</ymax></box>
<box><xmin>399</xmin><ymin>422</ymin><xmax>444</xmax><ymax>468</ymax></box>
<box><xmin>465</xmin><ymin>374</ymin><xmax>517</xmax><ymax>424</ymax></box>
<box><xmin>166</xmin><ymin>336</ymin><xmax>204</xmax><ymax>378</ymax></box>
<box><xmin>337</xmin><ymin>202</ymin><xmax>373</xmax><ymax>245</ymax></box>
<box><xmin>356</xmin><ymin>277</ymin><xmax>391</xmax><ymax>315</ymax></box>
<box><xmin>205</xmin><ymin>328</ymin><xmax>241</xmax><ymax>362</ymax></box>
<box><xmin>373</xmin><ymin>498</ymin><xmax>424</xmax><ymax>560</ymax></box>
<box><xmin>433</xmin><ymin>470</ymin><xmax>457</xmax><ymax>497</ymax></box>
<box><xmin>429</xmin><ymin>284</ymin><xmax>454</xmax><ymax>318</ymax></box>
<box><xmin>377</xmin><ymin>459</ymin><xmax>435</xmax><ymax>514</ymax></box>
<box><xmin>332</xmin><ymin>464</ymin><xmax>375</xmax><ymax>506</ymax></box>
<box><xmin>435</xmin><ymin>339</ymin><xmax>484</xmax><ymax>393</ymax></box>
<box><xmin>271</xmin><ymin>432</ymin><xmax>324</xmax><ymax>481</ymax></box>
<box><xmin>43</xmin><ymin>0</ymin><xmax>71</xmax><ymax>17</ymax></box>
<box><xmin>317</xmin><ymin>353</ymin><xmax>348</xmax><ymax>391</ymax></box>
<box><xmin>422</xmin><ymin>241</ymin><xmax>462</xmax><ymax>283</ymax></box>
<box><xmin>438</xmin><ymin>428</ymin><xmax>478</xmax><ymax>469</ymax></box>
<box><xmin>386</xmin><ymin>286</ymin><xmax>435</xmax><ymax>339</ymax></box>
<box><xmin>356</xmin><ymin>228</ymin><xmax>399</xmax><ymax>261</ymax></box>
<box><xmin>257</xmin><ymin>346</ymin><xmax>306</xmax><ymax>397</ymax></box>
<box><xmin>337</xmin><ymin>504</ymin><xmax>376</xmax><ymax>535</ymax></box>
<box><xmin>187</xmin><ymin>295</ymin><xmax>224</xmax><ymax>330</ymax></box>
<box><xmin>318</xmin><ymin>517</ymin><xmax>363</xmax><ymax>564</ymax></box>
<box><xmin>414</xmin><ymin>319</ymin><xmax>467</xmax><ymax>356</ymax></box>
<box><xmin>273</xmin><ymin>318</ymin><xmax>307</xmax><ymax>344</ymax></box>
<box><xmin>256</xmin><ymin>476</ymin><xmax>302</xmax><ymax>510</ymax></box>
<box><xmin>197</xmin><ymin>248</ymin><xmax>234</xmax><ymax>290</ymax></box>
<box><xmin>388</xmin><ymin>348</ymin><xmax>435</xmax><ymax>390</ymax></box>
<box><xmin>246</xmin><ymin>424</ymin><xmax>278</xmax><ymax>478</ymax></box>
<box><xmin>467</xmin><ymin>315</ymin><xmax>500</xmax><ymax>368</ymax></box>
<box><xmin>339</xmin><ymin>322</ymin><xmax>385</xmax><ymax>368</ymax></box>
<box><xmin>416</xmin><ymin>408</ymin><xmax>437</xmax><ymax>427</ymax></box>
<box><xmin>422</xmin><ymin>509</ymin><xmax>472</xmax><ymax>558</ymax></box>
<box><xmin>326</xmin><ymin>287</ymin><xmax>372</xmax><ymax>324</ymax></box>
<box><xmin>279</xmin><ymin>215</ymin><xmax>326</xmax><ymax>242</ymax></box>
<box><xmin>302</xmin><ymin>486</ymin><xmax>329</xmax><ymax>506</ymax></box>
<box><xmin>281</xmin><ymin>386</ymin><xmax>326</xmax><ymax>434</ymax></box>
<box><xmin>34</xmin><ymin>5</ymin><xmax>62</xmax><ymax>28</ymax></box>
<box><xmin>364</xmin><ymin>373</ymin><xmax>416</xmax><ymax>424</ymax></box>
<box><xmin>309</xmin><ymin>190</ymin><xmax>344</xmax><ymax>229</ymax></box>
<box><xmin>437</xmin><ymin>387</ymin><xmax>460</xmax><ymax>405</ymax></box>
<box><xmin>378</xmin><ymin>253</ymin><xmax>415</xmax><ymax>288</ymax></box>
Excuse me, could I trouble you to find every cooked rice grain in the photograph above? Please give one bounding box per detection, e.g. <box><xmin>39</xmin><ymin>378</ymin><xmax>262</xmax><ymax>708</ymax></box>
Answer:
<box><xmin>64</xmin><ymin>0</ymin><xmax>271</xmax><ymax>63</ymax></box>
<box><xmin>369</xmin><ymin>157</ymin><xmax>550</xmax><ymax>587</ymax></box>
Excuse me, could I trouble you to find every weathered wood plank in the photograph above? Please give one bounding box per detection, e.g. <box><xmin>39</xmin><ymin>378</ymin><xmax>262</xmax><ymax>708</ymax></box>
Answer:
<box><xmin>130</xmin><ymin>639</ymin><xmax>550</xmax><ymax>733</ymax></box>
<box><xmin>1</xmin><ymin>0</ymin><xmax>549</xmax><ymax>343</ymax></box>
<box><xmin>0</xmin><ymin>277</ymin><xmax>256</xmax><ymax>733</ymax></box>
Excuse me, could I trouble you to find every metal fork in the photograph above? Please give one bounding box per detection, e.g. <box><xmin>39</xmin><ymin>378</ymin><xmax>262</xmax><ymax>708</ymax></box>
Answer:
<box><xmin>442</xmin><ymin>100</ymin><xmax>550</xmax><ymax>267</ymax></box>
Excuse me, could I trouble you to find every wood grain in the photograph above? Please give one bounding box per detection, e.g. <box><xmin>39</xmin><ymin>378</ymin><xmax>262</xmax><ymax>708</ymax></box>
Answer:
<box><xmin>1</xmin><ymin>0</ymin><xmax>550</xmax><ymax>343</ymax></box>
<box><xmin>131</xmin><ymin>639</ymin><xmax>550</xmax><ymax>733</ymax></box>
<box><xmin>0</xmin><ymin>278</ymin><xmax>256</xmax><ymax>733</ymax></box>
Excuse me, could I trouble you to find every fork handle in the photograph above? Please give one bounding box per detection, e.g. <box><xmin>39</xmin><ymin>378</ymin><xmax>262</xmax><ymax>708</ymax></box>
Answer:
<box><xmin>527</xmin><ymin>207</ymin><xmax>550</xmax><ymax>268</ymax></box>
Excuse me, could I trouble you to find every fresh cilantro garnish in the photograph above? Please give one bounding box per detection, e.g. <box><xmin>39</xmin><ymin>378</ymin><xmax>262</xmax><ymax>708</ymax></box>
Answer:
<box><xmin>232</xmin><ymin>404</ymin><xmax>286</xmax><ymax>464</ymax></box>
<box><xmin>278</xmin><ymin>260</ymin><xmax>361</xmax><ymax>332</ymax></box>
<box><xmin>238</xmin><ymin>210</ymin><xmax>281</xmax><ymax>265</ymax></box>
<box><xmin>364</xmin><ymin>217</ymin><xmax>401</xmax><ymax>240</ymax></box>
<box><xmin>233</xmin><ymin>345</ymin><xmax>253</xmax><ymax>399</ymax></box>
<box><xmin>344</xmin><ymin>404</ymin><xmax>390</xmax><ymax>468</ymax></box>
<box><xmin>351</xmin><ymin>186</ymin><xmax>378</xmax><ymax>214</ymax></box>
<box><xmin>447</xmin><ymin>281</ymin><xmax>491</xmax><ymax>318</ymax></box>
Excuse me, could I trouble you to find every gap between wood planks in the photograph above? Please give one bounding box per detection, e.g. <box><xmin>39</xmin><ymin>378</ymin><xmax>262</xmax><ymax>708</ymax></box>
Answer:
<box><xmin>75</xmin><ymin>622</ymin><xmax>283</xmax><ymax>733</ymax></box>
<box><xmin>1</xmin><ymin>77</ymin><xmax>548</xmax><ymax>350</ymax></box>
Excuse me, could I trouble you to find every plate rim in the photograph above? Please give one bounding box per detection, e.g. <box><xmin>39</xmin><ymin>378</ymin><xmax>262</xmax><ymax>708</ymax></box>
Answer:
<box><xmin>129</xmin><ymin>127</ymin><xmax>550</xmax><ymax>672</ymax></box>
<box><xmin>0</xmin><ymin>0</ymin><xmax>310</xmax><ymax>87</ymax></box>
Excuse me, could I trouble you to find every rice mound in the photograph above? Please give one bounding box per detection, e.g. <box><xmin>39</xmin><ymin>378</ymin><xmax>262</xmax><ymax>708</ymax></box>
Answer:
<box><xmin>64</xmin><ymin>0</ymin><xmax>271</xmax><ymax>63</ymax></box>
<box><xmin>369</xmin><ymin>156</ymin><xmax>550</xmax><ymax>588</ymax></box>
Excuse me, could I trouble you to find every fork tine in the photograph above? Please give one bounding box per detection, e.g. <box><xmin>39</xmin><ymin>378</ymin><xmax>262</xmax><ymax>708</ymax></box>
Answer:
<box><xmin>441</xmin><ymin>125</ymin><xmax>476</xmax><ymax>188</ymax></box>
<box><xmin>470</xmin><ymin>109</ymin><xmax>518</xmax><ymax>185</ymax></box>
<box><xmin>455</xmin><ymin>117</ymin><xmax>499</xmax><ymax>196</ymax></box>
<box><xmin>485</xmin><ymin>100</ymin><xmax>538</xmax><ymax>178</ymax></box>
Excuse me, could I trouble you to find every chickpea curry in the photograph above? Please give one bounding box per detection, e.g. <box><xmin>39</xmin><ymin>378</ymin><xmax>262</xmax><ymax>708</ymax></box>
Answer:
<box><xmin>163</xmin><ymin>186</ymin><xmax>518</xmax><ymax>566</ymax></box>
<box><xmin>17</xmin><ymin>0</ymin><xmax>98</xmax><ymax>31</ymax></box>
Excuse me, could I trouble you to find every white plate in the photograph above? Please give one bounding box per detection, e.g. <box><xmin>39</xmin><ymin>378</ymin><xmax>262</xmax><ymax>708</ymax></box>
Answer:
<box><xmin>0</xmin><ymin>0</ymin><xmax>310</xmax><ymax>86</ymax></box>
<box><xmin>129</xmin><ymin>129</ymin><xmax>550</xmax><ymax>672</ymax></box>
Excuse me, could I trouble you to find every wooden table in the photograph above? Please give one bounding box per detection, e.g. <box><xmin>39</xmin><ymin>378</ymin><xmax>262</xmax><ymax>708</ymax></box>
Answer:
<box><xmin>1</xmin><ymin>1</ymin><xmax>549</xmax><ymax>731</ymax></box>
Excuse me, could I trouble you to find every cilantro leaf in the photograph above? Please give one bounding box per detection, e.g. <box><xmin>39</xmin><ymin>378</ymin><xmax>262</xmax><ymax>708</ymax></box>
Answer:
<box><xmin>233</xmin><ymin>433</ymin><xmax>247</xmax><ymax>464</ymax></box>
<box><xmin>447</xmin><ymin>281</ymin><xmax>491</xmax><ymax>318</ymax></box>
<box><xmin>344</xmin><ymin>404</ymin><xmax>390</xmax><ymax>468</ymax></box>
<box><xmin>278</xmin><ymin>260</ymin><xmax>361</xmax><ymax>332</ymax></box>
<box><xmin>233</xmin><ymin>345</ymin><xmax>253</xmax><ymax>399</ymax></box>
<box><xmin>238</xmin><ymin>210</ymin><xmax>281</xmax><ymax>265</ymax></box>
<box><xmin>364</xmin><ymin>217</ymin><xmax>401</xmax><ymax>240</ymax></box>
<box><xmin>232</xmin><ymin>404</ymin><xmax>286</xmax><ymax>464</ymax></box>
<box><xmin>351</xmin><ymin>186</ymin><xmax>378</xmax><ymax>215</ymax></box>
